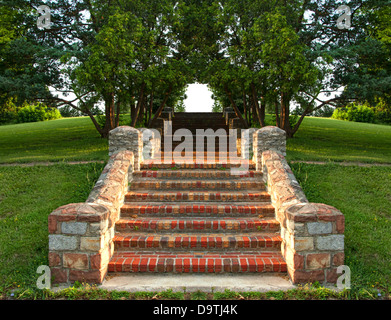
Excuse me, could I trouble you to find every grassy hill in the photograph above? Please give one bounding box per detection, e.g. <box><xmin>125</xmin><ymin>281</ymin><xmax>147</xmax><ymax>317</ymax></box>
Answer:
<box><xmin>1</xmin><ymin>116</ymin><xmax>390</xmax><ymax>164</ymax></box>
<box><xmin>287</xmin><ymin>117</ymin><xmax>391</xmax><ymax>164</ymax></box>
<box><xmin>0</xmin><ymin>117</ymin><xmax>108</xmax><ymax>164</ymax></box>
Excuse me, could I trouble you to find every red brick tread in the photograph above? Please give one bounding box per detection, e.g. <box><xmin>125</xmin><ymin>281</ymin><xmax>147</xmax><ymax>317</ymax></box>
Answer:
<box><xmin>125</xmin><ymin>190</ymin><xmax>271</xmax><ymax>202</ymax></box>
<box><xmin>115</xmin><ymin>217</ymin><xmax>280</xmax><ymax>233</ymax></box>
<box><xmin>108</xmin><ymin>251</ymin><xmax>287</xmax><ymax>273</ymax></box>
<box><xmin>133</xmin><ymin>170</ymin><xmax>262</xmax><ymax>179</ymax></box>
<box><xmin>129</xmin><ymin>180</ymin><xmax>265</xmax><ymax>190</ymax></box>
<box><xmin>141</xmin><ymin>161</ymin><xmax>256</xmax><ymax>170</ymax></box>
<box><xmin>113</xmin><ymin>233</ymin><xmax>282</xmax><ymax>251</ymax></box>
<box><xmin>120</xmin><ymin>202</ymin><xmax>275</xmax><ymax>217</ymax></box>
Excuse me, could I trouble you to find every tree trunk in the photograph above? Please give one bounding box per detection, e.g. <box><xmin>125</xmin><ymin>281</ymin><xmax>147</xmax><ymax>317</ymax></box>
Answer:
<box><xmin>115</xmin><ymin>99</ymin><xmax>121</xmax><ymax>128</ymax></box>
<box><xmin>148</xmin><ymin>86</ymin><xmax>173</xmax><ymax>127</ymax></box>
<box><xmin>242</xmin><ymin>90</ymin><xmax>248</xmax><ymax>125</ymax></box>
<box><xmin>280</xmin><ymin>92</ymin><xmax>294</xmax><ymax>138</ymax></box>
<box><xmin>147</xmin><ymin>92</ymin><xmax>154</xmax><ymax>126</ymax></box>
<box><xmin>99</xmin><ymin>92</ymin><xmax>116</xmax><ymax>138</ymax></box>
<box><xmin>274</xmin><ymin>101</ymin><xmax>280</xmax><ymax>127</ymax></box>
<box><xmin>259</xmin><ymin>97</ymin><xmax>266</xmax><ymax>127</ymax></box>
<box><xmin>250</xmin><ymin>83</ymin><xmax>265</xmax><ymax>127</ymax></box>
<box><xmin>131</xmin><ymin>82</ymin><xmax>146</xmax><ymax>127</ymax></box>
<box><xmin>225</xmin><ymin>86</ymin><xmax>248</xmax><ymax>128</ymax></box>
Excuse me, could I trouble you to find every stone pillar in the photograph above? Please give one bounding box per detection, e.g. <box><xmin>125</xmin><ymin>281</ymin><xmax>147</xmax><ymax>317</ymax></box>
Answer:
<box><xmin>48</xmin><ymin>203</ymin><xmax>113</xmax><ymax>285</ymax></box>
<box><xmin>109</xmin><ymin>126</ymin><xmax>142</xmax><ymax>171</ymax></box>
<box><xmin>282</xmin><ymin>203</ymin><xmax>345</xmax><ymax>285</ymax></box>
<box><xmin>253</xmin><ymin>126</ymin><xmax>286</xmax><ymax>171</ymax></box>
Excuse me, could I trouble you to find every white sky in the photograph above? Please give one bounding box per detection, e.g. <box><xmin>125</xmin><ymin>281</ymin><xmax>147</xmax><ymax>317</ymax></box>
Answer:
<box><xmin>183</xmin><ymin>83</ymin><xmax>214</xmax><ymax>112</ymax></box>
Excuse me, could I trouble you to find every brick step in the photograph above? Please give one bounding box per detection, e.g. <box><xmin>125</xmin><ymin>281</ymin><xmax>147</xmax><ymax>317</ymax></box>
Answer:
<box><xmin>108</xmin><ymin>251</ymin><xmax>287</xmax><ymax>273</ymax></box>
<box><xmin>115</xmin><ymin>217</ymin><xmax>280</xmax><ymax>233</ymax></box>
<box><xmin>120</xmin><ymin>203</ymin><xmax>275</xmax><ymax>217</ymax></box>
<box><xmin>113</xmin><ymin>233</ymin><xmax>282</xmax><ymax>251</ymax></box>
<box><xmin>129</xmin><ymin>180</ymin><xmax>265</xmax><ymax>191</ymax></box>
<box><xmin>133</xmin><ymin>170</ymin><xmax>262</xmax><ymax>179</ymax></box>
<box><xmin>125</xmin><ymin>190</ymin><xmax>270</xmax><ymax>202</ymax></box>
<box><xmin>141</xmin><ymin>160</ymin><xmax>255</xmax><ymax>170</ymax></box>
<box><xmin>161</xmin><ymin>146</ymin><xmax>236</xmax><ymax>152</ymax></box>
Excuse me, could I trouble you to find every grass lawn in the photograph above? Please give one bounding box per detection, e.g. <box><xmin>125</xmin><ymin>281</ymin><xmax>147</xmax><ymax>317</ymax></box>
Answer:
<box><xmin>287</xmin><ymin>117</ymin><xmax>391</xmax><ymax>164</ymax></box>
<box><xmin>0</xmin><ymin>163</ymin><xmax>105</xmax><ymax>292</ymax></box>
<box><xmin>0</xmin><ymin>117</ymin><xmax>108</xmax><ymax>164</ymax></box>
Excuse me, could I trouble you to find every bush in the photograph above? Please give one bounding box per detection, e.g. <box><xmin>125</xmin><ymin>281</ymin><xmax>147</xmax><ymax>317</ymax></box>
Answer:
<box><xmin>0</xmin><ymin>99</ymin><xmax>19</xmax><ymax>124</ymax></box>
<box><xmin>16</xmin><ymin>103</ymin><xmax>62</xmax><ymax>123</ymax></box>
<box><xmin>332</xmin><ymin>103</ymin><xmax>376</xmax><ymax>123</ymax></box>
<box><xmin>376</xmin><ymin>111</ymin><xmax>391</xmax><ymax>124</ymax></box>
<box><xmin>313</xmin><ymin>105</ymin><xmax>335</xmax><ymax>118</ymax></box>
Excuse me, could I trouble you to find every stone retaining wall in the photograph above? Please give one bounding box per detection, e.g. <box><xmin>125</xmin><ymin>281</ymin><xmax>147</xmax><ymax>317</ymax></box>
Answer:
<box><xmin>48</xmin><ymin>150</ymin><xmax>134</xmax><ymax>285</ymax></box>
<box><xmin>255</xmin><ymin>127</ymin><xmax>345</xmax><ymax>285</ymax></box>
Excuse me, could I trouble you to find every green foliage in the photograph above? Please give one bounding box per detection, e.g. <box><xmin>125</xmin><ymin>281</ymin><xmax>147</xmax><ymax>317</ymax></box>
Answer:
<box><xmin>0</xmin><ymin>98</ymin><xmax>19</xmax><ymax>124</ymax></box>
<box><xmin>95</xmin><ymin>114</ymin><xmax>130</xmax><ymax>129</ymax></box>
<box><xmin>331</xmin><ymin>103</ymin><xmax>391</xmax><ymax>124</ymax></box>
<box><xmin>16</xmin><ymin>103</ymin><xmax>61</xmax><ymax>124</ymax></box>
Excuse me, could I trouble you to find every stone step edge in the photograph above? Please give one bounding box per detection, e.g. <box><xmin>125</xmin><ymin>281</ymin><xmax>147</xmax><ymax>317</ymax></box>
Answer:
<box><xmin>108</xmin><ymin>252</ymin><xmax>287</xmax><ymax>273</ymax></box>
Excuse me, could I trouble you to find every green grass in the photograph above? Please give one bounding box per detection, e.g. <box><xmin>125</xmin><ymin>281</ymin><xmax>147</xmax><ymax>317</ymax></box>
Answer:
<box><xmin>286</xmin><ymin>117</ymin><xmax>391</xmax><ymax>164</ymax></box>
<box><xmin>1</xmin><ymin>115</ymin><xmax>391</xmax><ymax>165</ymax></box>
<box><xmin>0</xmin><ymin>163</ymin><xmax>106</xmax><ymax>292</ymax></box>
<box><xmin>0</xmin><ymin>117</ymin><xmax>108</xmax><ymax>164</ymax></box>
<box><xmin>290</xmin><ymin>163</ymin><xmax>391</xmax><ymax>295</ymax></box>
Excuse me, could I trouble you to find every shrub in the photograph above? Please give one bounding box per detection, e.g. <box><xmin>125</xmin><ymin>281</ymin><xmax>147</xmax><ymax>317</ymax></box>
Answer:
<box><xmin>332</xmin><ymin>103</ymin><xmax>375</xmax><ymax>124</ymax></box>
<box><xmin>313</xmin><ymin>105</ymin><xmax>335</xmax><ymax>118</ymax></box>
<box><xmin>0</xmin><ymin>99</ymin><xmax>19</xmax><ymax>124</ymax></box>
<box><xmin>376</xmin><ymin>111</ymin><xmax>391</xmax><ymax>124</ymax></box>
<box><xmin>16</xmin><ymin>103</ymin><xmax>62</xmax><ymax>123</ymax></box>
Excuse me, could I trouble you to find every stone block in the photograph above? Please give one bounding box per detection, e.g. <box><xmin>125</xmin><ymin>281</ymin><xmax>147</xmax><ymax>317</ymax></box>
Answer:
<box><xmin>80</xmin><ymin>237</ymin><xmax>103</xmax><ymax>251</ymax></box>
<box><xmin>306</xmin><ymin>253</ymin><xmax>331</xmax><ymax>270</ymax></box>
<box><xmin>63</xmin><ymin>253</ymin><xmax>89</xmax><ymax>270</ymax></box>
<box><xmin>49</xmin><ymin>235</ymin><xmax>78</xmax><ymax>251</ymax></box>
<box><xmin>292</xmin><ymin>237</ymin><xmax>314</xmax><ymax>251</ymax></box>
<box><xmin>307</xmin><ymin>222</ymin><xmax>332</xmax><ymax>235</ymax></box>
<box><xmin>61</xmin><ymin>222</ymin><xmax>88</xmax><ymax>235</ymax></box>
<box><xmin>316</xmin><ymin>235</ymin><xmax>344</xmax><ymax>251</ymax></box>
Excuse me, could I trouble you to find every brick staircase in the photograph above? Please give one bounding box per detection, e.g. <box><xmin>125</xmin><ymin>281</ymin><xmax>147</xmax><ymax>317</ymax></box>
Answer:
<box><xmin>107</xmin><ymin>113</ymin><xmax>287</xmax><ymax>276</ymax></box>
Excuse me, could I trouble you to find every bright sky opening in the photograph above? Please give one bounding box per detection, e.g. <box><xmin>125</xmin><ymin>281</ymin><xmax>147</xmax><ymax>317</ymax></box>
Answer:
<box><xmin>183</xmin><ymin>84</ymin><xmax>214</xmax><ymax>112</ymax></box>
